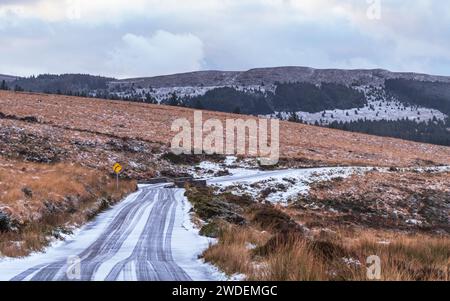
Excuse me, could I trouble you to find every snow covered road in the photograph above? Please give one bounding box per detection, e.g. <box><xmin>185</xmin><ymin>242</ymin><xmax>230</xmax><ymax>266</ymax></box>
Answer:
<box><xmin>1</xmin><ymin>165</ymin><xmax>448</xmax><ymax>281</ymax></box>
<box><xmin>0</xmin><ymin>184</ymin><xmax>217</xmax><ymax>281</ymax></box>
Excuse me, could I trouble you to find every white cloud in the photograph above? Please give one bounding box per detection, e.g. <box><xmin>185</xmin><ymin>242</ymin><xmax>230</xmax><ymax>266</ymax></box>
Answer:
<box><xmin>108</xmin><ymin>31</ymin><xmax>205</xmax><ymax>78</ymax></box>
<box><xmin>0</xmin><ymin>0</ymin><xmax>450</xmax><ymax>77</ymax></box>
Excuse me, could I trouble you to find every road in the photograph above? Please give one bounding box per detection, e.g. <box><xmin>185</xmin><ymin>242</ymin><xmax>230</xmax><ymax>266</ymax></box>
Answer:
<box><xmin>0</xmin><ymin>166</ymin><xmax>391</xmax><ymax>281</ymax></box>
<box><xmin>2</xmin><ymin>165</ymin><xmax>448</xmax><ymax>281</ymax></box>
<box><xmin>0</xmin><ymin>184</ymin><xmax>216</xmax><ymax>281</ymax></box>
<box><xmin>1</xmin><ymin>169</ymin><xmax>308</xmax><ymax>281</ymax></box>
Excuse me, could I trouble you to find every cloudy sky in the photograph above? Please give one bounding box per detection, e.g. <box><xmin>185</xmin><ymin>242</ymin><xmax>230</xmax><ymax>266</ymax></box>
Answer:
<box><xmin>0</xmin><ymin>0</ymin><xmax>449</xmax><ymax>78</ymax></box>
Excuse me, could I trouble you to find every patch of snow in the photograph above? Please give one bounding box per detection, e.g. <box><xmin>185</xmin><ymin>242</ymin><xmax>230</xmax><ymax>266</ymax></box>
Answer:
<box><xmin>406</xmin><ymin>219</ymin><xmax>423</xmax><ymax>225</ymax></box>
<box><xmin>188</xmin><ymin>156</ymin><xmax>259</xmax><ymax>178</ymax></box>
<box><xmin>200</xmin><ymin>164</ymin><xmax>450</xmax><ymax>206</ymax></box>
<box><xmin>197</xmin><ymin>161</ymin><xmax>223</xmax><ymax>173</ymax></box>
<box><xmin>342</xmin><ymin>257</ymin><xmax>361</xmax><ymax>267</ymax></box>
<box><xmin>224</xmin><ymin>156</ymin><xmax>237</xmax><ymax>166</ymax></box>
<box><xmin>208</xmin><ymin>167</ymin><xmax>372</xmax><ymax>205</ymax></box>
<box><xmin>171</xmin><ymin>188</ymin><xmax>229</xmax><ymax>281</ymax></box>
<box><xmin>245</xmin><ymin>243</ymin><xmax>257</xmax><ymax>250</ymax></box>
<box><xmin>227</xmin><ymin>273</ymin><xmax>247</xmax><ymax>281</ymax></box>
<box><xmin>108</xmin><ymin>84</ymin><xmax>275</xmax><ymax>104</ymax></box>
<box><xmin>377</xmin><ymin>240</ymin><xmax>391</xmax><ymax>245</ymax></box>
<box><xmin>268</xmin><ymin>85</ymin><xmax>448</xmax><ymax>125</ymax></box>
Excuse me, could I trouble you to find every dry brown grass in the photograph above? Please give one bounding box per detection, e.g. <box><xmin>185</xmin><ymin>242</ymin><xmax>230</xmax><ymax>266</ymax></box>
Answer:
<box><xmin>1</xmin><ymin>90</ymin><xmax>450</xmax><ymax>167</ymax></box>
<box><xmin>203</xmin><ymin>223</ymin><xmax>450</xmax><ymax>281</ymax></box>
<box><xmin>0</xmin><ymin>157</ymin><xmax>136</xmax><ymax>257</ymax></box>
<box><xmin>295</xmin><ymin>170</ymin><xmax>450</xmax><ymax>232</ymax></box>
<box><xmin>252</xmin><ymin>237</ymin><xmax>328</xmax><ymax>281</ymax></box>
<box><xmin>309</xmin><ymin>171</ymin><xmax>450</xmax><ymax>201</ymax></box>
<box><xmin>202</xmin><ymin>224</ymin><xmax>270</xmax><ymax>276</ymax></box>
<box><xmin>344</xmin><ymin>231</ymin><xmax>450</xmax><ymax>281</ymax></box>
<box><xmin>202</xmin><ymin>223</ymin><xmax>330</xmax><ymax>281</ymax></box>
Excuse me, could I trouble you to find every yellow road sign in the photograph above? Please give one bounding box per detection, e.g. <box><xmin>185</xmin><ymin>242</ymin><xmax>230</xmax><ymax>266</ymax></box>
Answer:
<box><xmin>113</xmin><ymin>163</ymin><xmax>122</xmax><ymax>174</ymax></box>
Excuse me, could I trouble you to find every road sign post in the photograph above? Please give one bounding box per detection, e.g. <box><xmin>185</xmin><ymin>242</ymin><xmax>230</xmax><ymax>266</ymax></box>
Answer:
<box><xmin>113</xmin><ymin>163</ymin><xmax>123</xmax><ymax>190</ymax></box>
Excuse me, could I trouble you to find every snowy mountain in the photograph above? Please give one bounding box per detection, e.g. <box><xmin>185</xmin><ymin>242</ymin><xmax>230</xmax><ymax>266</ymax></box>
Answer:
<box><xmin>269</xmin><ymin>85</ymin><xmax>447</xmax><ymax>125</ymax></box>
<box><xmin>112</xmin><ymin>66</ymin><xmax>450</xmax><ymax>88</ymax></box>
<box><xmin>107</xmin><ymin>67</ymin><xmax>450</xmax><ymax>124</ymax></box>
<box><xmin>7</xmin><ymin>66</ymin><xmax>450</xmax><ymax>146</ymax></box>
<box><xmin>0</xmin><ymin>74</ymin><xmax>18</xmax><ymax>82</ymax></box>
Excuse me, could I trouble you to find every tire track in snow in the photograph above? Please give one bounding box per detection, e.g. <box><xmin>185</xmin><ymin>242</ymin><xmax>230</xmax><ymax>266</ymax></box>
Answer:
<box><xmin>6</xmin><ymin>185</ymin><xmax>196</xmax><ymax>281</ymax></box>
<box><xmin>104</xmin><ymin>189</ymin><xmax>190</xmax><ymax>281</ymax></box>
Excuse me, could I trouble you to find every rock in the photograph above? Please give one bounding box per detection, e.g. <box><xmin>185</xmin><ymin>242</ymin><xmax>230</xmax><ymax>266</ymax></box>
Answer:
<box><xmin>260</xmin><ymin>187</ymin><xmax>277</xmax><ymax>199</ymax></box>
<box><xmin>22</xmin><ymin>187</ymin><xmax>33</xmax><ymax>198</ymax></box>
<box><xmin>254</xmin><ymin>231</ymin><xmax>304</xmax><ymax>256</ymax></box>
<box><xmin>275</xmin><ymin>183</ymin><xmax>287</xmax><ymax>191</ymax></box>
<box><xmin>98</xmin><ymin>197</ymin><xmax>111</xmax><ymax>212</ymax></box>
<box><xmin>63</xmin><ymin>195</ymin><xmax>80</xmax><ymax>214</ymax></box>
<box><xmin>194</xmin><ymin>199</ymin><xmax>246</xmax><ymax>225</ymax></box>
<box><xmin>0</xmin><ymin>211</ymin><xmax>11</xmax><ymax>232</ymax></box>
<box><xmin>310</xmin><ymin>240</ymin><xmax>350</xmax><ymax>262</ymax></box>
<box><xmin>44</xmin><ymin>200</ymin><xmax>60</xmax><ymax>213</ymax></box>
<box><xmin>252</xmin><ymin>205</ymin><xmax>305</xmax><ymax>233</ymax></box>
<box><xmin>199</xmin><ymin>221</ymin><xmax>221</xmax><ymax>238</ymax></box>
<box><xmin>214</xmin><ymin>169</ymin><xmax>230</xmax><ymax>177</ymax></box>
<box><xmin>49</xmin><ymin>226</ymin><xmax>73</xmax><ymax>240</ymax></box>
<box><xmin>22</xmin><ymin>116</ymin><xmax>38</xmax><ymax>123</ymax></box>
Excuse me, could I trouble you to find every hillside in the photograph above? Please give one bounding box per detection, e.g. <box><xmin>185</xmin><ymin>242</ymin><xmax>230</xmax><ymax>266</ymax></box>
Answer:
<box><xmin>11</xmin><ymin>74</ymin><xmax>115</xmax><ymax>94</ymax></box>
<box><xmin>1</xmin><ymin>90</ymin><xmax>450</xmax><ymax>170</ymax></box>
<box><xmin>7</xmin><ymin>67</ymin><xmax>450</xmax><ymax>146</ymax></box>
<box><xmin>110</xmin><ymin>67</ymin><xmax>450</xmax><ymax>146</ymax></box>
<box><xmin>0</xmin><ymin>74</ymin><xmax>18</xmax><ymax>82</ymax></box>
<box><xmin>1</xmin><ymin>90</ymin><xmax>450</xmax><ymax>278</ymax></box>
<box><xmin>115</xmin><ymin>67</ymin><xmax>450</xmax><ymax>88</ymax></box>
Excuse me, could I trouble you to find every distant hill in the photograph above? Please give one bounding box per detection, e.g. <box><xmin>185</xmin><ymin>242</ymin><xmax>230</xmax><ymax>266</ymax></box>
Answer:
<box><xmin>1</xmin><ymin>89</ymin><xmax>450</xmax><ymax>168</ymax></box>
<box><xmin>106</xmin><ymin>67</ymin><xmax>450</xmax><ymax>146</ymax></box>
<box><xmin>107</xmin><ymin>67</ymin><xmax>450</xmax><ymax>121</ymax></box>
<box><xmin>114</xmin><ymin>66</ymin><xmax>450</xmax><ymax>88</ymax></box>
<box><xmin>5</xmin><ymin>66</ymin><xmax>450</xmax><ymax>146</ymax></box>
<box><xmin>11</xmin><ymin>74</ymin><xmax>115</xmax><ymax>95</ymax></box>
<box><xmin>0</xmin><ymin>74</ymin><xmax>19</xmax><ymax>82</ymax></box>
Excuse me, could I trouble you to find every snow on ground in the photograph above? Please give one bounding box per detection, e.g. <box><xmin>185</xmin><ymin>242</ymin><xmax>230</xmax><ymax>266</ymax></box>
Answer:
<box><xmin>104</xmin><ymin>84</ymin><xmax>448</xmax><ymax>125</ymax></box>
<box><xmin>110</xmin><ymin>84</ymin><xmax>275</xmax><ymax>104</ymax></box>
<box><xmin>405</xmin><ymin>165</ymin><xmax>450</xmax><ymax>173</ymax></box>
<box><xmin>1</xmin><ymin>160</ymin><xmax>448</xmax><ymax>280</ymax></box>
<box><xmin>0</xmin><ymin>189</ymin><xmax>143</xmax><ymax>279</ymax></box>
<box><xmin>268</xmin><ymin>85</ymin><xmax>448</xmax><ymax>125</ymax></box>
<box><xmin>192</xmin><ymin>157</ymin><xmax>450</xmax><ymax>206</ymax></box>
<box><xmin>189</xmin><ymin>156</ymin><xmax>376</xmax><ymax>206</ymax></box>
<box><xmin>171</xmin><ymin>188</ymin><xmax>234</xmax><ymax>281</ymax></box>
<box><xmin>188</xmin><ymin>156</ymin><xmax>259</xmax><ymax>179</ymax></box>
<box><xmin>0</xmin><ymin>184</ymin><xmax>227</xmax><ymax>281</ymax></box>
<box><xmin>271</xmin><ymin>101</ymin><xmax>447</xmax><ymax>125</ymax></box>
<box><xmin>208</xmin><ymin>166</ymin><xmax>373</xmax><ymax>205</ymax></box>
